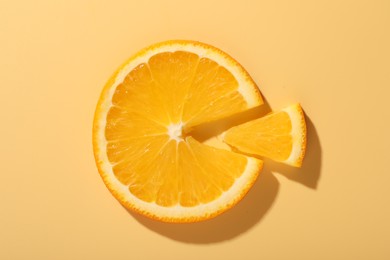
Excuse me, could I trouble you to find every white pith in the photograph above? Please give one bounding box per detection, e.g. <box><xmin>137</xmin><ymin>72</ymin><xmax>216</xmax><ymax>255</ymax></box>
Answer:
<box><xmin>283</xmin><ymin>104</ymin><xmax>305</xmax><ymax>165</ymax></box>
<box><xmin>167</xmin><ymin>122</ymin><xmax>184</xmax><ymax>142</ymax></box>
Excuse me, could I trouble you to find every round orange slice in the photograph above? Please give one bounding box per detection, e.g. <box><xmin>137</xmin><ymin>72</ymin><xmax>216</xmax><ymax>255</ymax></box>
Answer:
<box><xmin>93</xmin><ymin>40</ymin><xmax>264</xmax><ymax>222</ymax></box>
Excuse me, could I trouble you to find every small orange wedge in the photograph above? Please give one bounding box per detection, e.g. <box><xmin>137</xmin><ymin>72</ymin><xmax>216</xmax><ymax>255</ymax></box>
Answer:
<box><xmin>222</xmin><ymin>103</ymin><xmax>307</xmax><ymax>167</ymax></box>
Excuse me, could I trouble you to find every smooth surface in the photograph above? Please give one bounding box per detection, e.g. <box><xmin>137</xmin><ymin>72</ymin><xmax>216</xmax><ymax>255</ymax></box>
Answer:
<box><xmin>1</xmin><ymin>0</ymin><xmax>389</xmax><ymax>259</ymax></box>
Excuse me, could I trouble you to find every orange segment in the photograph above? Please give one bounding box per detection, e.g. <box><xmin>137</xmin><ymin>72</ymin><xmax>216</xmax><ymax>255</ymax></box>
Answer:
<box><xmin>148</xmin><ymin>51</ymin><xmax>199</xmax><ymax>123</ymax></box>
<box><xmin>182</xmin><ymin>58</ymin><xmax>248</xmax><ymax>127</ymax></box>
<box><xmin>222</xmin><ymin>103</ymin><xmax>307</xmax><ymax>167</ymax></box>
<box><xmin>111</xmin><ymin>63</ymin><xmax>171</xmax><ymax>125</ymax></box>
<box><xmin>105</xmin><ymin>106</ymin><xmax>166</xmax><ymax>140</ymax></box>
<box><xmin>180</xmin><ymin>137</ymin><xmax>248</xmax><ymax>205</ymax></box>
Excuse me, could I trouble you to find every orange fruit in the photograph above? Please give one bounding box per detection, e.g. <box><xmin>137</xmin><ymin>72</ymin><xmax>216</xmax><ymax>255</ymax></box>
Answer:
<box><xmin>222</xmin><ymin>103</ymin><xmax>307</xmax><ymax>167</ymax></box>
<box><xmin>93</xmin><ymin>40</ymin><xmax>264</xmax><ymax>222</ymax></box>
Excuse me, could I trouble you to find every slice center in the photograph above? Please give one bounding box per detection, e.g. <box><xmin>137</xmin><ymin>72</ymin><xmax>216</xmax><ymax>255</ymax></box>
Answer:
<box><xmin>167</xmin><ymin>122</ymin><xmax>184</xmax><ymax>142</ymax></box>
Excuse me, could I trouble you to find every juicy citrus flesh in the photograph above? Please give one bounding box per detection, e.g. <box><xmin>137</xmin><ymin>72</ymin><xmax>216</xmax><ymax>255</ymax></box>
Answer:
<box><xmin>109</xmin><ymin>136</ymin><xmax>249</xmax><ymax>207</ymax></box>
<box><xmin>111</xmin><ymin>53</ymin><xmax>251</xmax><ymax>129</ymax></box>
<box><xmin>93</xmin><ymin>40</ymin><xmax>264</xmax><ymax>222</ymax></box>
<box><xmin>222</xmin><ymin>103</ymin><xmax>306</xmax><ymax>167</ymax></box>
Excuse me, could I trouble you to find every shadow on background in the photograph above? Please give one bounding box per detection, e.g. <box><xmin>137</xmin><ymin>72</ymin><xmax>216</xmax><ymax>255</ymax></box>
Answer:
<box><xmin>128</xmin><ymin>105</ymin><xmax>322</xmax><ymax>243</ymax></box>
<box><xmin>263</xmin><ymin>115</ymin><xmax>321</xmax><ymax>189</ymax></box>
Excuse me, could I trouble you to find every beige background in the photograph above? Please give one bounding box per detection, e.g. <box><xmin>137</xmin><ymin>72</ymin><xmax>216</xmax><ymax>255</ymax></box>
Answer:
<box><xmin>1</xmin><ymin>0</ymin><xmax>389</xmax><ymax>259</ymax></box>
